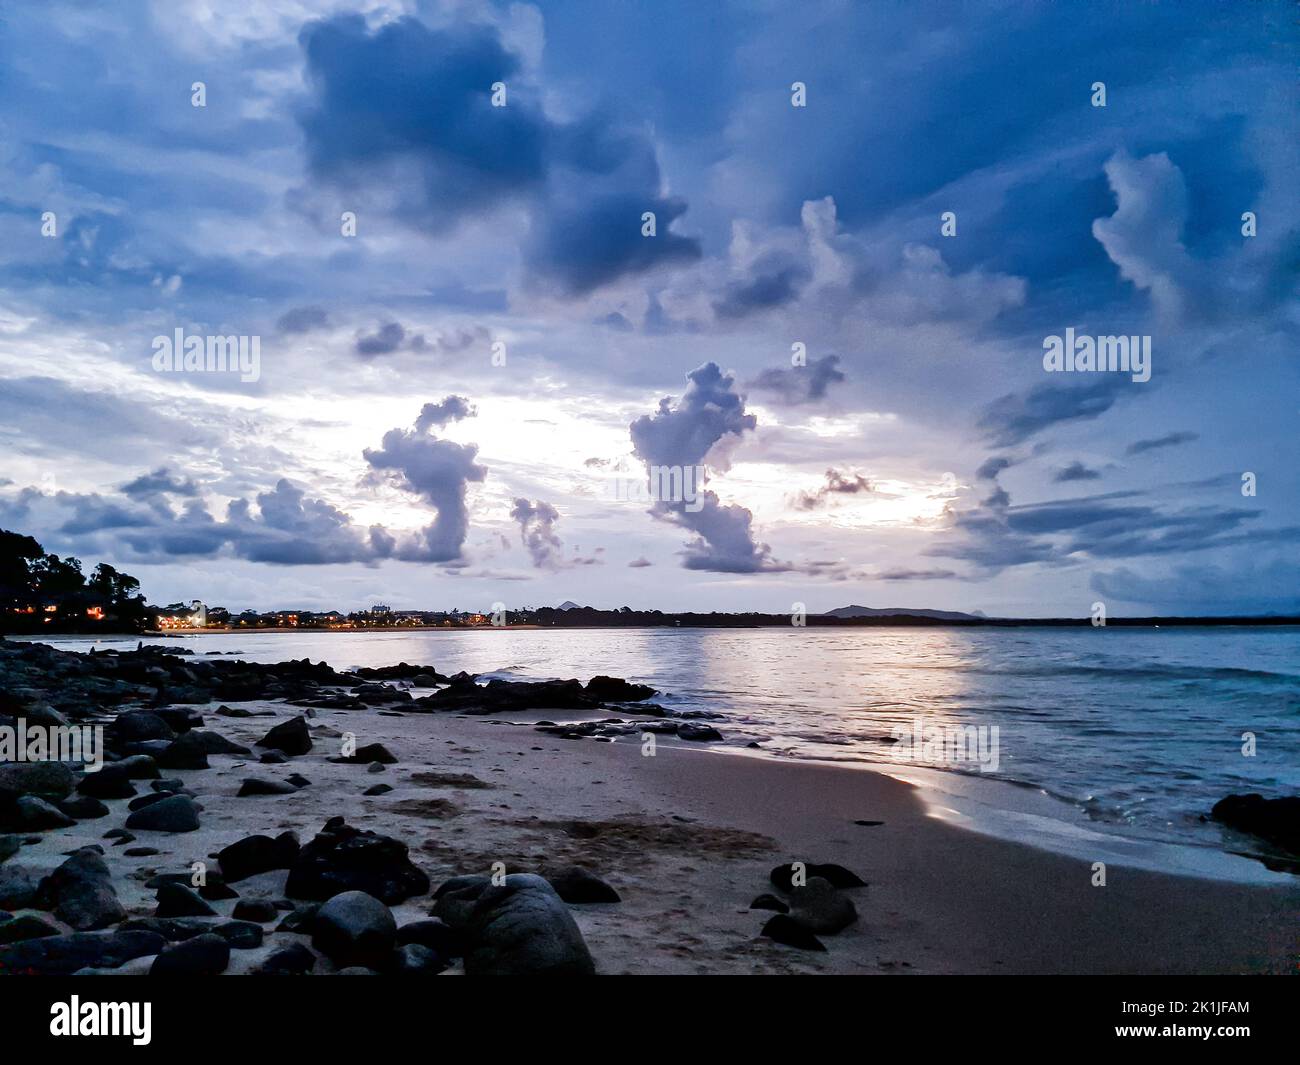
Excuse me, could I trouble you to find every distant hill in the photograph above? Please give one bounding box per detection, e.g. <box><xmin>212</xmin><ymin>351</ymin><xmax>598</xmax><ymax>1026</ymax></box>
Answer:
<box><xmin>556</xmin><ymin>600</ymin><xmax>584</xmax><ymax>611</ymax></box>
<box><xmin>823</xmin><ymin>605</ymin><xmax>985</xmax><ymax>622</ymax></box>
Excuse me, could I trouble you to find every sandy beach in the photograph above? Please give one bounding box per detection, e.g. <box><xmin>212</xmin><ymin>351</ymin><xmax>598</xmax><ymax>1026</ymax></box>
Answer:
<box><xmin>8</xmin><ymin>689</ymin><xmax>1296</xmax><ymax>975</ymax></box>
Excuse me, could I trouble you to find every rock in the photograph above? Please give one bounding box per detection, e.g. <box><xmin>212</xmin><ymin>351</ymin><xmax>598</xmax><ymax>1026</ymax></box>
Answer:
<box><xmin>156</xmin><ymin>733</ymin><xmax>209</xmax><ymax>770</ymax></box>
<box><xmin>676</xmin><ymin>722</ymin><xmax>723</xmax><ymax>742</ymax></box>
<box><xmin>125</xmin><ymin>794</ymin><xmax>200</xmax><ymax>833</ymax></box>
<box><xmin>57</xmin><ymin>796</ymin><xmax>110</xmax><ymax>820</ymax></box>
<box><xmin>749</xmin><ymin>893</ymin><xmax>790</xmax><ymax>914</ymax></box>
<box><xmin>115</xmin><ymin>755</ymin><xmax>161</xmax><ymax>780</ymax></box>
<box><xmin>216</xmin><ymin>705</ymin><xmax>256</xmax><ymax>718</ymax></box>
<box><xmin>544</xmin><ymin>866</ymin><xmax>620</xmax><ymax>904</ymax></box>
<box><xmin>155</xmin><ymin>882</ymin><xmax>217</xmax><ymax>918</ymax></box>
<box><xmin>155</xmin><ymin>707</ymin><xmax>203</xmax><ymax>733</ymax></box>
<box><xmin>0</xmin><ymin>761</ymin><xmax>75</xmax><ymax>802</ymax></box>
<box><xmin>150</xmin><ymin>932</ymin><xmax>230</xmax><ymax>976</ymax></box>
<box><xmin>12</xmin><ymin>795</ymin><xmax>76</xmax><ymax>831</ymax></box>
<box><xmin>188</xmin><ymin>730</ymin><xmax>252</xmax><ymax>756</ymax></box>
<box><xmin>108</xmin><ymin>710</ymin><xmax>175</xmax><ymax>744</ymax></box>
<box><xmin>760</xmin><ymin>914</ymin><xmax>826</xmax><ymax>951</ymax></box>
<box><xmin>367</xmin><ymin>762</ymin><xmax>386</xmax><ymax>774</ymax></box>
<box><xmin>0</xmin><ymin>929</ymin><xmax>165</xmax><ymax>975</ymax></box>
<box><xmin>1210</xmin><ymin>794</ymin><xmax>1300</xmax><ymax>855</ymax></box>
<box><xmin>788</xmin><ymin>876</ymin><xmax>858</xmax><ymax>934</ymax></box>
<box><xmin>329</xmin><ymin>743</ymin><xmax>398</xmax><ymax>765</ymax></box>
<box><xmin>121</xmin><ymin>917</ymin><xmax>263</xmax><ymax>949</ymax></box>
<box><xmin>217</xmin><ymin>831</ymin><xmax>300</xmax><ymax>882</ymax></box>
<box><xmin>311</xmin><ymin>890</ymin><xmax>396</xmax><ymax>968</ymax></box>
<box><xmin>396</xmin><ymin>917</ymin><xmax>460</xmax><ymax>958</ymax></box>
<box><xmin>255</xmin><ymin>942</ymin><xmax>316</xmax><ymax>975</ymax></box>
<box><xmin>362</xmin><ymin>784</ymin><xmax>392</xmax><ymax>796</ymax></box>
<box><xmin>0</xmin><ymin>864</ymin><xmax>41</xmax><ymax>909</ymax></box>
<box><xmin>454</xmin><ymin>873</ymin><xmax>595</xmax><ymax>976</ymax></box>
<box><xmin>128</xmin><ymin>792</ymin><xmax>169</xmax><ymax>811</ymax></box>
<box><xmin>231</xmin><ymin>899</ymin><xmax>279</xmax><ymax>923</ymax></box>
<box><xmin>387</xmin><ymin>942</ymin><xmax>445</xmax><ymax>974</ymax></box>
<box><xmin>770</xmin><ymin>862</ymin><xmax>867</xmax><ymax>892</ymax></box>
<box><xmin>0</xmin><ymin>834</ymin><xmax>21</xmax><ymax>864</ymax></box>
<box><xmin>237</xmin><ymin>777</ymin><xmax>297</xmax><ymax>797</ymax></box>
<box><xmin>0</xmin><ymin>912</ymin><xmax>66</xmax><ymax>944</ymax></box>
<box><xmin>285</xmin><ymin>817</ymin><xmax>429</xmax><ymax>904</ymax></box>
<box><xmin>275</xmin><ymin>902</ymin><xmax>320</xmax><ymax>933</ymax></box>
<box><xmin>286</xmin><ymin>773</ymin><xmax>311</xmax><ymax>789</ymax></box>
<box><xmin>151</xmin><ymin>778</ymin><xmax>185</xmax><ymax>792</ymax></box>
<box><xmin>123</xmin><ymin>847</ymin><xmax>159</xmax><ymax>857</ymax></box>
<box><xmin>34</xmin><ymin>849</ymin><xmax>125</xmax><ymax>930</ymax></box>
<box><xmin>259</xmin><ymin>751</ymin><xmax>289</xmax><ymax>765</ymax></box>
<box><xmin>256</xmin><ymin>716</ymin><xmax>312</xmax><ymax>756</ymax></box>
<box><xmin>584</xmin><ymin>676</ymin><xmax>657</xmax><ymax>702</ymax></box>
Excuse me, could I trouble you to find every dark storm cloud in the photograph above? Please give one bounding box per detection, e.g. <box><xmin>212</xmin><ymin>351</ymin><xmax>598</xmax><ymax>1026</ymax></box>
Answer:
<box><xmin>120</xmin><ymin>468</ymin><xmax>200</xmax><ymax>500</ymax></box>
<box><xmin>414</xmin><ymin>396</ymin><xmax>475</xmax><ymax>432</ymax></box>
<box><xmin>1126</xmin><ymin>431</ymin><xmax>1199</xmax><ymax>456</ymax></box>
<box><xmin>978</xmin><ymin>377</ymin><xmax>1128</xmax><ymax>447</ymax></box>
<box><xmin>748</xmin><ymin>355</ymin><xmax>846</xmax><ymax>406</ymax></box>
<box><xmin>792</xmin><ymin>469</ymin><xmax>873</xmax><ymax>510</ymax></box>
<box><xmin>276</xmin><ymin>306</ymin><xmax>331</xmax><ymax>335</ymax></box>
<box><xmin>297</xmin><ymin>14</ymin><xmax>700</xmax><ymax>295</ymax></box>
<box><xmin>1052</xmin><ymin>461</ymin><xmax>1102</xmax><ymax>483</ymax></box>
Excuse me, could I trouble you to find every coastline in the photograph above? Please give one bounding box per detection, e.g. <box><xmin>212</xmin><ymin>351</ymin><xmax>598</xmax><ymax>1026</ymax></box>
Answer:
<box><xmin>8</xmin><ymin>695</ymin><xmax>1298</xmax><ymax>974</ymax></box>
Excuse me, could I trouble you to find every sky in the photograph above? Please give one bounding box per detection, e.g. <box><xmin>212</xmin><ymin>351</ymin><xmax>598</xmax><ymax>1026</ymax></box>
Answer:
<box><xmin>0</xmin><ymin>0</ymin><xmax>1296</xmax><ymax>617</ymax></box>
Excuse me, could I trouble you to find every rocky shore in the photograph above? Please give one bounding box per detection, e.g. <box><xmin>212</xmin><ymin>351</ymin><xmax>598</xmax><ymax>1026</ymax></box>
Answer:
<box><xmin>0</xmin><ymin>638</ymin><xmax>860</xmax><ymax>975</ymax></box>
<box><xmin>1</xmin><ymin>637</ymin><xmax>1296</xmax><ymax>976</ymax></box>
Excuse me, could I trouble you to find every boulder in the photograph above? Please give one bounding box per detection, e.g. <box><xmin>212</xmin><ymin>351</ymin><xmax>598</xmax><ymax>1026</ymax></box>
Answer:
<box><xmin>284</xmin><ymin>817</ymin><xmax>429</xmax><ymax>903</ymax></box>
<box><xmin>57</xmin><ymin>796</ymin><xmax>110</xmax><ymax>820</ymax></box>
<box><xmin>760</xmin><ymin>913</ymin><xmax>826</xmax><ymax>952</ymax></box>
<box><xmin>0</xmin><ymin>929</ymin><xmax>165</xmax><ymax>975</ymax></box>
<box><xmin>156</xmin><ymin>733</ymin><xmax>209</xmax><ymax>770</ymax></box>
<box><xmin>256</xmin><ymin>716</ymin><xmax>312</xmax><ymax>756</ymax></box>
<box><xmin>150</xmin><ymin>932</ymin><xmax>230</xmax><ymax>976</ymax></box>
<box><xmin>0</xmin><ymin>911</ymin><xmax>66</xmax><ymax>944</ymax></box>
<box><xmin>1210</xmin><ymin>794</ymin><xmax>1300</xmax><ymax>855</ymax></box>
<box><xmin>310</xmin><ymin>890</ymin><xmax>396</xmax><ymax>968</ymax></box>
<box><xmin>396</xmin><ymin>917</ymin><xmax>461</xmax><ymax>959</ymax></box>
<box><xmin>749</xmin><ymin>893</ymin><xmax>790</xmax><ymax>914</ymax></box>
<box><xmin>329</xmin><ymin>743</ymin><xmax>398</xmax><ymax>765</ymax></box>
<box><xmin>237</xmin><ymin>778</ymin><xmax>298</xmax><ymax>797</ymax></box>
<box><xmin>787</xmin><ymin>876</ymin><xmax>858</xmax><ymax>934</ymax></box>
<box><xmin>255</xmin><ymin>942</ymin><xmax>316</xmax><ymax>975</ymax></box>
<box><xmin>386</xmin><ymin>942</ymin><xmax>445</xmax><ymax>974</ymax></box>
<box><xmin>676</xmin><ymin>722</ymin><xmax>723</xmax><ymax>742</ymax></box>
<box><xmin>11</xmin><ymin>795</ymin><xmax>76</xmax><ymax>831</ymax></box>
<box><xmin>0</xmin><ymin>761</ymin><xmax>75</xmax><ymax>802</ymax></box>
<box><xmin>216</xmin><ymin>831</ymin><xmax>300</xmax><ymax>882</ymax></box>
<box><xmin>125</xmin><ymin>794</ymin><xmax>200</xmax><ymax>833</ymax></box>
<box><xmin>544</xmin><ymin>866</ymin><xmax>621</xmax><ymax>904</ymax></box>
<box><xmin>0</xmin><ymin>864</ymin><xmax>41</xmax><ymax>909</ymax></box>
<box><xmin>770</xmin><ymin>862</ymin><xmax>867</xmax><ymax>892</ymax></box>
<box><xmin>584</xmin><ymin>676</ymin><xmax>657</xmax><ymax>702</ymax></box>
<box><xmin>455</xmin><ymin>873</ymin><xmax>595</xmax><ymax>976</ymax></box>
<box><xmin>107</xmin><ymin>710</ymin><xmax>175</xmax><ymax>744</ymax></box>
<box><xmin>231</xmin><ymin>899</ymin><xmax>279</xmax><ymax>923</ymax></box>
<box><xmin>76</xmin><ymin>765</ymin><xmax>137</xmax><ymax>800</ymax></box>
<box><xmin>34</xmin><ymin>849</ymin><xmax>125</xmax><ymax>930</ymax></box>
<box><xmin>155</xmin><ymin>882</ymin><xmax>217</xmax><ymax>918</ymax></box>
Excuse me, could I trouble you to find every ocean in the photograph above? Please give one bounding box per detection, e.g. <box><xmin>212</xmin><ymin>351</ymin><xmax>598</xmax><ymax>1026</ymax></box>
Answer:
<box><xmin>25</xmin><ymin>625</ymin><xmax>1300</xmax><ymax>876</ymax></box>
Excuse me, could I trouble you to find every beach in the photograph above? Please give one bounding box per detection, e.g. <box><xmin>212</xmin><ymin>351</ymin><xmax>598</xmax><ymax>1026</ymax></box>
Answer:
<box><xmin>2</xmin><ymin>641</ymin><xmax>1296</xmax><ymax>974</ymax></box>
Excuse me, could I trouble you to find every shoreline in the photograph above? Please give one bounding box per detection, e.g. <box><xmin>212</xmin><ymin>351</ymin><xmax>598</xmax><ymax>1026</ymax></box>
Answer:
<box><xmin>8</xmin><ymin>697</ymin><xmax>1297</xmax><ymax>974</ymax></box>
<box><xmin>1</xmin><ymin>640</ymin><xmax>1296</xmax><ymax>974</ymax></box>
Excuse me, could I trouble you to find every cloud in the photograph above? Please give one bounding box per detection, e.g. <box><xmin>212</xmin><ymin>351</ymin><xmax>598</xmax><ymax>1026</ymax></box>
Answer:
<box><xmin>414</xmin><ymin>396</ymin><xmax>475</xmax><ymax>432</ymax></box>
<box><xmin>356</xmin><ymin>322</ymin><xmax>418</xmax><ymax>357</ymax></box>
<box><xmin>978</xmin><ymin>377</ymin><xmax>1128</xmax><ymax>447</ymax></box>
<box><xmin>509</xmin><ymin>497</ymin><xmax>563</xmax><ymax>569</ymax></box>
<box><xmin>276</xmin><ymin>306</ymin><xmax>330</xmax><ymax>334</ymax></box>
<box><xmin>362</xmin><ymin>402</ymin><xmax>487</xmax><ymax>563</ymax></box>
<box><xmin>748</xmin><ymin>355</ymin><xmax>846</xmax><ymax>406</ymax></box>
<box><xmin>975</xmin><ymin>456</ymin><xmax>1014</xmax><ymax>481</ymax></box>
<box><xmin>296</xmin><ymin>13</ymin><xmax>700</xmax><ymax>295</ymax></box>
<box><xmin>1092</xmin><ymin>151</ymin><xmax>1198</xmax><ymax>318</ymax></box>
<box><xmin>120</xmin><ymin>467</ymin><xmax>200</xmax><ymax>500</ymax></box>
<box><xmin>792</xmin><ymin>468</ymin><xmax>873</xmax><ymax>510</ymax></box>
<box><xmin>1052</xmin><ymin>461</ymin><xmax>1102</xmax><ymax>482</ymax></box>
<box><xmin>627</xmin><ymin>556</ymin><xmax>653</xmax><ymax>568</ymax></box>
<box><xmin>629</xmin><ymin>362</ymin><xmax>785</xmax><ymax>573</ymax></box>
<box><xmin>1126</xmin><ymin>430</ymin><xmax>1198</xmax><ymax>456</ymax></box>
